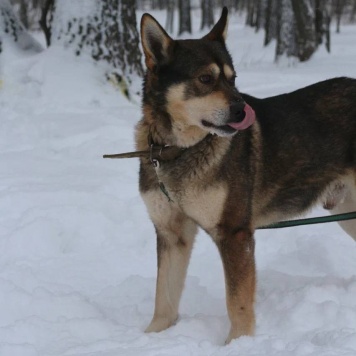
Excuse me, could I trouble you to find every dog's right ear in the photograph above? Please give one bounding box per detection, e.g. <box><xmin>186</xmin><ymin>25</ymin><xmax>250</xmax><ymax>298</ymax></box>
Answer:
<box><xmin>203</xmin><ymin>7</ymin><xmax>229</xmax><ymax>42</ymax></box>
<box><xmin>141</xmin><ymin>14</ymin><xmax>174</xmax><ymax>71</ymax></box>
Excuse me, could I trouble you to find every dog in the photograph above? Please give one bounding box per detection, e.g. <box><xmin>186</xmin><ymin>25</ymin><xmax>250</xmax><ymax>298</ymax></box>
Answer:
<box><xmin>135</xmin><ymin>7</ymin><xmax>356</xmax><ymax>343</ymax></box>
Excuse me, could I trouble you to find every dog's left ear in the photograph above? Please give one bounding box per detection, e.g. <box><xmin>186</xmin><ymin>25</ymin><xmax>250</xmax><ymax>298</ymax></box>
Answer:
<box><xmin>203</xmin><ymin>7</ymin><xmax>229</xmax><ymax>42</ymax></box>
<box><xmin>141</xmin><ymin>13</ymin><xmax>174</xmax><ymax>71</ymax></box>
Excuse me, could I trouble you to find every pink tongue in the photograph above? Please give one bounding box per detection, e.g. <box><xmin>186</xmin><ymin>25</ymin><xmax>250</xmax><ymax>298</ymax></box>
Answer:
<box><xmin>227</xmin><ymin>104</ymin><xmax>256</xmax><ymax>130</ymax></box>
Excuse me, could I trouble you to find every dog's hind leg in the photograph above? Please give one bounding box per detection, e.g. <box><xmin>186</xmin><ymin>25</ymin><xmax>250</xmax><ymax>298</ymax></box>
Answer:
<box><xmin>215</xmin><ymin>227</ymin><xmax>256</xmax><ymax>343</ymax></box>
<box><xmin>142</xmin><ymin>191</ymin><xmax>198</xmax><ymax>333</ymax></box>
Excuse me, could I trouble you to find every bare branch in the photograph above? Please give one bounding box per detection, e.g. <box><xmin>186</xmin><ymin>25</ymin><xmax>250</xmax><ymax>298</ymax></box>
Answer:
<box><xmin>39</xmin><ymin>0</ymin><xmax>54</xmax><ymax>47</ymax></box>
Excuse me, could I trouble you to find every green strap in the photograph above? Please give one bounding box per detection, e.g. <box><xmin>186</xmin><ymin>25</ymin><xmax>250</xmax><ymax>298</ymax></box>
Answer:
<box><xmin>257</xmin><ymin>211</ymin><xmax>356</xmax><ymax>229</ymax></box>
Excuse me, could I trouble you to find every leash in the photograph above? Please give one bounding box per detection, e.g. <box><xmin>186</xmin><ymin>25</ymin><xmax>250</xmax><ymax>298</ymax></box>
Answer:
<box><xmin>258</xmin><ymin>211</ymin><xmax>356</xmax><ymax>229</ymax></box>
<box><xmin>103</xmin><ymin>146</ymin><xmax>185</xmax><ymax>161</ymax></box>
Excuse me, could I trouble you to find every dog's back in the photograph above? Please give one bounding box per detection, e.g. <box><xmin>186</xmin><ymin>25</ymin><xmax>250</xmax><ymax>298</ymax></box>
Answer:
<box><xmin>241</xmin><ymin>77</ymin><xmax>356</xmax><ymax>226</ymax></box>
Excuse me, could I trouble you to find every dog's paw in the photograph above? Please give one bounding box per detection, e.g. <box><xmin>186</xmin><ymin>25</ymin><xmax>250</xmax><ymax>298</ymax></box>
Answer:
<box><xmin>225</xmin><ymin>331</ymin><xmax>238</xmax><ymax>345</ymax></box>
<box><xmin>224</xmin><ymin>321</ymin><xmax>255</xmax><ymax>344</ymax></box>
<box><xmin>145</xmin><ymin>315</ymin><xmax>178</xmax><ymax>333</ymax></box>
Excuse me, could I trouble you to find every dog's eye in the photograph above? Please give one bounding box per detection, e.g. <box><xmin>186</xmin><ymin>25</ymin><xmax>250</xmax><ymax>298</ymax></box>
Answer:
<box><xmin>199</xmin><ymin>75</ymin><xmax>213</xmax><ymax>84</ymax></box>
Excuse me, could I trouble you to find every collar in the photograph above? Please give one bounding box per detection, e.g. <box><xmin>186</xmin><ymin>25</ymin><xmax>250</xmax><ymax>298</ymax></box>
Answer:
<box><xmin>103</xmin><ymin>133</ymin><xmax>185</xmax><ymax>164</ymax></box>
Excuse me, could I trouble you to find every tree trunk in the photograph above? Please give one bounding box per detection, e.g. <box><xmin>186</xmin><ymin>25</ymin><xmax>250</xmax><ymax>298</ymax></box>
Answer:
<box><xmin>264</xmin><ymin>0</ymin><xmax>277</xmax><ymax>45</ymax></box>
<box><xmin>315</xmin><ymin>0</ymin><xmax>323</xmax><ymax>44</ymax></box>
<box><xmin>254</xmin><ymin>0</ymin><xmax>265</xmax><ymax>32</ymax></box>
<box><xmin>165</xmin><ymin>0</ymin><xmax>174</xmax><ymax>33</ymax></box>
<box><xmin>151</xmin><ymin>0</ymin><xmax>165</xmax><ymax>10</ymax></box>
<box><xmin>116</xmin><ymin>0</ymin><xmax>144</xmax><ymax>78</ymax></box>
<box><xmin>18</xmin><ymin>0</ymin><xmax>28</xmax><ymax>28</ymax></box>
<box><xmin>178</xmin><ymin>0</ymin><xmax>191</xmax><ymax>35</ymax></box>
<box><xmin>237</xmin><ymin>0</ymin><xmax>248</xmax><ymax>13</ymax></box>
<box><xmin>39</xmin><ymin>0</ymin><xmax>54</xmax><ymax>47</ymax></box>
<box><xmin>291</xmin><ymin>0</ymin><xmax>317</xmax><ymax>61</ymax></box>
<box><xmin>246</xmin><ymin>0</ymin><xmax>255</xmax><ymax>26</ymax></box>
<box><xmin>315</xmin><ymin>0</ymin><xmax>331</xmax><ymax>52</ymax></box>
<box><xmin>350</xmin><ymin>0</ymin><xmax>356</xmax><ymax>22</ymax></box>
<box><xmin>335</xmin><ymin>0</ymin><xmax>345</xmax><ymax>33</ymax></box>
<box><xmin>201</xmin><ymin>0</ymin><xmax>214</xmax><ymax>30</ymax></box>
<box><xmin>52</xmin><ymin>0</ymin><xmax>143</xmax><ymax>98</ymax></box>
<box><xmin>275</xmin><ymin>0</ymin><xmax>297</xmax><ymax>61</ymax></box>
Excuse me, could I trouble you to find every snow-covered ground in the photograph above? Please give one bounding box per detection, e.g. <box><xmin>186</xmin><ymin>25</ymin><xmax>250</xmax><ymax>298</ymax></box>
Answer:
<box><xmin>1</xmin><ymin>10</ymin><xmax>356</xmax><ymax>356</ymax></box>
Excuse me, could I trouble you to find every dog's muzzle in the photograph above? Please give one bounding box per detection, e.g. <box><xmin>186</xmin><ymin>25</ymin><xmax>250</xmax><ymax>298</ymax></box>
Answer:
<box><xmin>201</xmin><ymin>102</ymin><xmax>256</xmax><ymax>135</ymax></box>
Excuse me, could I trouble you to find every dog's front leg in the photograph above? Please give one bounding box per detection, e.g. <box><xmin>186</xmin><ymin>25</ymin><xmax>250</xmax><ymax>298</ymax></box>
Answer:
<box><xmin>142</xmin><ymin>191</ymin><xmax>197</xmax><ymax>333</ymax></box>
<box><xmin>216</xmin><ymin>227</ymin><xmax>256</xmax><ymax>344</ymax></box>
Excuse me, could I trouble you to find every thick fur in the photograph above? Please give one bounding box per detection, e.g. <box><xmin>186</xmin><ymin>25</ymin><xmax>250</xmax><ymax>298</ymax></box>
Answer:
<box><xmin>136</xmin><ymin>8</ymin><xmax>356</xmax><ymax>344</ymax></box>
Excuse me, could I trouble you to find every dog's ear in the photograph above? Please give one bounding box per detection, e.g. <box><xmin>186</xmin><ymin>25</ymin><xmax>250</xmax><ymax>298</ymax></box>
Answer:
<box><xmin>141</xmin><ymin>14</ymin><xmax>174</xmax><ymax>71</ymax></box>
<box><xmin>203</xmin><ymin>7</ymin><xmax>229</xmax><ymax>42</ymax></box>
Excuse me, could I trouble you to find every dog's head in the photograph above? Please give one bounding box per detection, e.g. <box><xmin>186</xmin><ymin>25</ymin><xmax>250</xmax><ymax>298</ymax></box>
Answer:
<box><xmin>140</xmin><ymin>7</ymin><xmax>255</xmax><ymax>147</ymax></box>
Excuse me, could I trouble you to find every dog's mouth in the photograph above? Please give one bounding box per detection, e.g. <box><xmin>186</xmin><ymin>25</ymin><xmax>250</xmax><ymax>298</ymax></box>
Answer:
<box><xmin>202</xmin><ymin>119</ymin><xmax>240</xmax><ymax>134</ymax></box>
<box><xmin>202</xmin><ymin>104</ymin><xmax>256</xmax><ymax>134</ymax></box>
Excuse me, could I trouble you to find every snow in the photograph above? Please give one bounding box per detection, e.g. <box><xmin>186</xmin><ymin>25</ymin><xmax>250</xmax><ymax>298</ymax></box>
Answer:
<box><xmin>1</xmin><ymin>10</ymin><xmax>356</xmax><ymax>356</ymax></box>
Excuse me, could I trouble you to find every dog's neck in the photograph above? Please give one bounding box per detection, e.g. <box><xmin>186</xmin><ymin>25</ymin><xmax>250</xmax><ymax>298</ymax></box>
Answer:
<box><xmin>137</xmin><ymin>103</ymin><xmax>210</xmax><ymax>150</ymax></box>
<box><xmin>136</xmin><ymin>116</ymin><xmax>232</xmax><ymax>172</ymax></box>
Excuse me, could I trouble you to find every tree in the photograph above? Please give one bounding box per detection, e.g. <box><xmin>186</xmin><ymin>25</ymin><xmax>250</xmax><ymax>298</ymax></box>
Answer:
<box><xmin>254</xmin><ymin>0</ymin><xmax>266</xmax><ymax>32</ymax></box>
<box><xmin>246</xmin><ymin>0</ymin><xmax>331</xmax><ymax>62</ymax></box>
<box><xmin>275</xmin><ymin>0</ymin><xmax>297</xmax><ymax>61</ymax></box>
<box><xmin>315</xmin><ymin>0</ymin><xmax>331</xmax><ymax>52</ymax></box>
<box><xmin>291</xmin><ymin>0</ymin><xmax>317</xmax><ymax>61</ymax></box>
<box><xmin>178</xmin><ymin>0</ymin><xmax>191</xmax><ymax>35</ymax></box>
<box><xmin>350</xmin><ymin>0</ymin><xmax>356</xmax><ymax>22</ymax></box>
<box><xmin>201</xmin><ymin>0</ymin><xmax>214</xmax><ymax>31</ymax></box>
<box><xmin>39</xmin><ymin>0</ymin><xmax>54</xmax><ymax>47</ymax></box>
<box><xmin>15</xmin><ymin>0</ymin><xmax>29</xmax><ymax>28</ymax></box>
<box><xmin>51</xmin><ymin>0</ymin><xmax>143</xmax><ymax>98</ymax></box>
<box><xmin>0</xmin><ymin>0</ymin><xmax>42</xmax><ymax>55</ymax></box>
<box><xmin>9</xmin><ymin>0</ymin><xmax>44</xmax><ymax>30</ymax></box>
<box><xmin>334</xmin><ymin>0</ymin><xmax>345</xmax><ymax>33</ymax></box>
<box><xmin>165</xmin><ymin>0</ymin><xmax>174</xmax><ymax>33</ymax></box>
<box><xmin>151</xmin><ymin>0</ymin><xmax>165</xmax><ymax>10</ymax></box>
<box><xmin>246</xmin><ymin>0</ymin><xmax>256</xmax><ymax>26</ymax></box>
<box><xmin>218</xmin><ymin>0</ymin><xmax>237</xmax><ymax>12</ymax></box>
<box><xmin>264</xmin><ymin>0</ymin><xmax>278</xmax><ymax>46</ymax></box>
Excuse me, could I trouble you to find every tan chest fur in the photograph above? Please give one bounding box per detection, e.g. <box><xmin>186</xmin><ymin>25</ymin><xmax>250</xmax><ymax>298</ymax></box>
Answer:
<box><xmin>177</xmin><ymin>184</ymin><xmax>228</xmax><ymax>234</ymax></box>
<box><xmin>143</xmin><ymin>171</ymin><xmax>228</xmax><ymax>236</ymax></box>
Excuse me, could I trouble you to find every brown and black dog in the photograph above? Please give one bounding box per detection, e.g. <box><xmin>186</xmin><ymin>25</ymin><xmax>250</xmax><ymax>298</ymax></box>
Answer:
<box><xmin>135</xmin><ymin>7</ymin><xmax>356</xmax><ymax>343</ymax></box>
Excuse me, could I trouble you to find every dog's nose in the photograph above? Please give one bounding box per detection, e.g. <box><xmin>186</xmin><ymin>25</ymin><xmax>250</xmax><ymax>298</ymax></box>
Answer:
<box><xmin>230</xmin><ymin>102</ymin><xmax>246</xmax><ymax>123</ymax></box>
